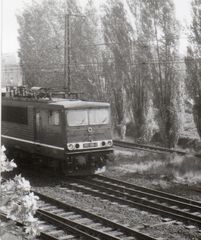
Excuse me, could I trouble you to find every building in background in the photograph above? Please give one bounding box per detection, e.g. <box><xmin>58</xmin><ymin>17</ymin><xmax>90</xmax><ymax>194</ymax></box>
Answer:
<box><xmin>2</xmin><ymin>53</ymin><xmax>23</xmax><ymax>87</ymax></box>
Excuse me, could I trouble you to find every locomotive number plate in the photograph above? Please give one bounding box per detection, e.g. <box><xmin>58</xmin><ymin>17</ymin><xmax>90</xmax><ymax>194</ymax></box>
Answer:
<box><xmin>83</xmin><ymin>142</ymin><xmax>98</xmax><ymax>148</ymax></box>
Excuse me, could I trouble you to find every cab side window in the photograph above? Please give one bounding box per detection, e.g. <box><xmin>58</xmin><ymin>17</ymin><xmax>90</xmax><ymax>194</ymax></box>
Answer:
<box><xmin>2</xmin><ymin>106</ymin><xmax>28</xmax><ymax>124</ymax></box>
<box><xmin>48</xmin><ymin>110</ymin><xmax>60</xmax><ymax>125</ymax></box>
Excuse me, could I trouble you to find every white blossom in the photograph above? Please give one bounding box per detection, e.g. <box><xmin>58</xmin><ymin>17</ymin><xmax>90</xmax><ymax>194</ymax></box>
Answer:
<box><xmin>22</xmin><ymin>192</ymin><xmax>39</xmax><ymax>214</ymax></box>
<box><xmin>0</xmin><ymin>146</ymin><xmax>39</xmax><ymax>238</ymax></box>
<box><xmin>1</xmin><ymin>145</ymin><xmax>6</xmax><ymax>152</ymax></box>
<box><xmin>0</xmin><ymin>146</ymin><xmax>16</xmax><ymax>172</ymax></box>
<box><xmin>14</xmin><ymin>175</ymin><xmax>31</xmax><ymax>192</ymax></box>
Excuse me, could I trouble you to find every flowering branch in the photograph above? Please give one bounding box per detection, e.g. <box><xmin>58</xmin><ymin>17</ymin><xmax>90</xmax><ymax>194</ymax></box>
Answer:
<box><xmin>0</xmin><ymin>146</ymin><xmax>40</xmax><ymax>238</ymax></box>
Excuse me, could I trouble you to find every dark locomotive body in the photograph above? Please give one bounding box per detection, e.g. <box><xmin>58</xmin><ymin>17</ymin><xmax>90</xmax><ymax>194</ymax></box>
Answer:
<box><xmin>2</xmin><ymin>88</ymin><xmax>113</xmax><ymax>175</ymax></box>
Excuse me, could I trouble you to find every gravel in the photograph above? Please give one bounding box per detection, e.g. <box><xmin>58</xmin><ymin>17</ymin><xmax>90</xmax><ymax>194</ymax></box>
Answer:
<box><xmin>23</xmin><ymin>148</ymin><xmax>201</xmax><ymax>240</ymax></box>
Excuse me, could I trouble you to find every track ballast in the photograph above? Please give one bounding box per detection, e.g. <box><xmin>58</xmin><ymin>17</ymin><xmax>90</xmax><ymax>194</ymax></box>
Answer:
<box><xmin>62</xmin><ymin>175</ymin><xmax>201</xmax><ymax>229</ymax></box>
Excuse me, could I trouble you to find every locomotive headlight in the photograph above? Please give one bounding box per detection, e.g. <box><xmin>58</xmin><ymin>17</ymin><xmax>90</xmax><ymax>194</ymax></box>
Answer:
<box><xmin>67</xmin><ymin>143</ymin><xmax>75</xmax><ymax>150</ymax></box>
<box><xmin>107</xmin><ymin>140</ymin><xmax>113</xmax><ymax>147</ymax></box>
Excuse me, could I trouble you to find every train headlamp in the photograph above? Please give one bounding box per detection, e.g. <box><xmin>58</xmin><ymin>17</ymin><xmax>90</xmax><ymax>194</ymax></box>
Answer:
<box><xmin>107</xmin><ymin>140</ymin><xmax>113</xmax><ymax>147</ymax></box>
<box><xmin>88</xmin><ymin>127</ymin><xmax>93</xmax><ymax>133</ymax></box>
<box><xmin>68</xmin><ymin>143</ymin><xmax>74</xmax><ymax>150</ymax></box>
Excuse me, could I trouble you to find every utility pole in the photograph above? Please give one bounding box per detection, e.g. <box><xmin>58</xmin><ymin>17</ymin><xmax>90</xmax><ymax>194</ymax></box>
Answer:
<box><xmin>64</xmin><ymin>13</ymin><xmax>71</xmax><ymax>93</ymax></box>
<box><xmin>64</xmin><ymin>13</ymin><xmax>85</xmax><ymax>95</ymax></box>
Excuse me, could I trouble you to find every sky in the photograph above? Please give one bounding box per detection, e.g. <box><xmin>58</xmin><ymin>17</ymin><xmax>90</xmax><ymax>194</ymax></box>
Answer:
<box><xmin>2</xmin><ymin>0</ymin><xmax>23</xmax><ymax>53</ymax></box>
<box><xmin>1</xmin><ymin>0</ymin><xmax>192</xmax><ymax>54</ymax></box>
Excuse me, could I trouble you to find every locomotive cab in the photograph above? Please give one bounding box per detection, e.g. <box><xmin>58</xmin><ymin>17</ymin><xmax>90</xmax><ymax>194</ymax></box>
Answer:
<box><xmin>50</xmin><ymin>100</ymin><xmax>113</xmax><ymax>175</ymax></box>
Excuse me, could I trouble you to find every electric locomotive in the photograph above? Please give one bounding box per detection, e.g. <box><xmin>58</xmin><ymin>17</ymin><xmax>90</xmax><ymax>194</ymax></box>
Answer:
<box><xmin>2</xmin><ymin>86</ymin><xmax>113</xmax><ymax>175</ymax></box>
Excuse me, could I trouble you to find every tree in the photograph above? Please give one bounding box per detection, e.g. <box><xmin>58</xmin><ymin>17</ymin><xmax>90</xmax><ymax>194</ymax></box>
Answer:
<box><xmin>70</xmin><ymin>0</ymin><xmax>106</xmax><ymax>100</ymax></box>
<box><xmin>126</xmin><ymin>0</ymin><xmax>156</xmax><ymax>141</ymax></box>
<box><xmin>135</xmin><ymin>0</ymin><xmax>183</xmax><ymax>147</ymax></box>
<box><xmin>17</xmin><ymin>0</ymin><xmax>66</xmax><ymax>87</ymax></box>
<box><xmin>185</xmin><ymin>0</ymin><xmax>201</xmax><ymax>139</ymax></box>
<box><xmin>17</xmin><ymin>0</ymin><xmax>104</xmax><ymax>100</ymax></box>
<box><xmin>102</xmin><ymin>0</ymin><xmax>133</xmax><ymax>139</ymax></box>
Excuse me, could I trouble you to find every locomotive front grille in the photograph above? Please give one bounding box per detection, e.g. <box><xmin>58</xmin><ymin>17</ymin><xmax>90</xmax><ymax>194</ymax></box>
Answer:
<box><xmin>83</xmin><ymin>142</ymin><xmax>98</xmax><ymax>148</ymax></box>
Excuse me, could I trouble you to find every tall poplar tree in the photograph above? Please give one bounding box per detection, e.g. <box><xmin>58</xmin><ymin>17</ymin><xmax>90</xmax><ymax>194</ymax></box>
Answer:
<box><xmin>127</xmin><ymin>0</ymin><xmax>155</xmax><ymax>141</ymax></box>
<box><xmin>185</xmin><ymin>0</ymin><xmax>201</xmax><ymax>139</ymax></box>
<box><xmin>129</xmin><ymin>0</ymin><xmax>183</xmax><ymax>147</ymax></box>
<box><xmin>102</xmin><ymin>0</ymin><xmax>133</xmax><ymax>138</ymax></box>
<box><xmin>151</xmin><ymin>0</ymin><xmax>183</xmax><ymax>147</ymax></box>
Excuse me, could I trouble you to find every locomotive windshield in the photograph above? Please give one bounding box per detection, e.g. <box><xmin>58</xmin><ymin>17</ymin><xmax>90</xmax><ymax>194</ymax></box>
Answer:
<box><xmin>67</xmin><ymin>109</ymin><xmax>88</xmax><ymax>126</ymax></box>
<box><xmin>66</xmin><ymin>108</ymin><xmax>110</xmax><ymax>126</ymax></box>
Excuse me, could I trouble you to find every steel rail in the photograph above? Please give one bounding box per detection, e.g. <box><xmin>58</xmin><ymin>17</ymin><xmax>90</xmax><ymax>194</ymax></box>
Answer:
<box><xmin>0</xmin><ymin>212</ymin><xmax>8</xmax><ymax>221</ymax></box>
<box><xmin>188</xmin><ymin>186</ymin><xmax>201</xmax><ymax>194</ymax></box>
<box><xmin>38</xmin><ymin>209</ymin><xmax>123</xmax><ymax>240</ymax></box>
<box><xmin>37</xmin><ymin>211</ymin><xmax>98</xmax><ymax>240</ymax></box>
<box><xmin>79</xmin><ymin>178</ymin><xmax>201</xmax><ymax>213</ymax></box>
<box><xmin>94</xmin><ymin>175</ymin><xmax>201</xmax><ymax>208</ymax></box>
<box><xmin>65</xmin><ymin>181</ymin><xmax>201</xmax><ymax>228</ymax></box>
<box><xmin>114</xmin><ymin>140</ymin><xmax>201</xmax><ymax>157</ymax></box>
<box><xmin>40</xmin><ymin>231</ymin><xmax>69</xmax><ymax>240</ymax></box>
<box><xmin>34</xmin><ymin>191</ymin><xmax>157</xmax><ymax>240</ymax></box>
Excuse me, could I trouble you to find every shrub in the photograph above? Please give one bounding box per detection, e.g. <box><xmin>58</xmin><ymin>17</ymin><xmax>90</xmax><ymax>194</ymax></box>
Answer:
<box><xmin>0</xmin><ymin>146</ymin><xmax>40</xmax><ymax>239</ymax></box>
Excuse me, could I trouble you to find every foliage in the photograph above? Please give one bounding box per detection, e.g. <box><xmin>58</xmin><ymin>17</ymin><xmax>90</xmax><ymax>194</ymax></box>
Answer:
<box><xmin>72</xmin><ymin>0</ymin><xmax>105</xmax><ymax>100</ymax></box>
<box><xmin>126</xmin><ymin>0</ymin><xmax>155</xmax><ymax>141</ymax></box>
<box><xmin>185</xmin><ymin>0</ymin><xmax>201</xmax><ymax>139</ymax></box>
<box><xmin>135</xmin><ymin>0</ymin><xmax>183</xmax><ymax>147</ymax></box>
<box><xmin>102</xmin><ymin>0</ymin><xmax>149</xmax><ymax>139</ymax></box>
<box><xmin>0</xmin><ymin>146</ymin><xmax>39</xmax><ymax>239</ymax></box>
<box><xmin>17</xmin><ymin>0</ymin><xmax>103</xmax><ymax>100</ymax></box>
<box><xmin>0</xmin><ymin>146</ymin><xmax>17</xmax><ymax>174</ymax></box>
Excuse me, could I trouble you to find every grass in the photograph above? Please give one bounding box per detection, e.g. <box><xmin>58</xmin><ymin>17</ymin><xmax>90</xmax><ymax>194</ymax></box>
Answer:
<box><xmin>111</xmin><ymin>150</ymin><xmax>201</xmax><ymax>185</ymax></box>
<box><xmin>110</xmin><ymin>110</ymin><xmax>201</xmax><ymax>185</ymax></box>
<box><xmin>181</xmin><ymin>112</ymin><xmax>199</xmax><ymax>140</ymax></box>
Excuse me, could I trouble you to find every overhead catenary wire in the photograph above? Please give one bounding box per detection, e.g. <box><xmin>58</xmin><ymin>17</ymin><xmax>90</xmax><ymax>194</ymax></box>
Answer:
<box><xmin>3</xmin><ymin>59</ymin><xmax>196</xmax><ymax>71</ymax></box>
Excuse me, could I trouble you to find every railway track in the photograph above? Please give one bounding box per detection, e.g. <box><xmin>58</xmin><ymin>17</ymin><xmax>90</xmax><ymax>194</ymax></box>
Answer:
<box><xmin>34</xmin><ymin>191</ymin><xmax>157</xmax><ymax>240</ymax></box>
<box><xmin>0</xmin><ymin>211</ymin><xmax>82</xmax><ymax>240</ymax></box>
<box><xmin>63</xmin><ymin>175</ymin><xmax>201</xmax><ymax>229</ymax></box>
<box><xmin>114</xmin><ymin>140</ymin><xmax>201</xmax><ymax>157</ymax></box>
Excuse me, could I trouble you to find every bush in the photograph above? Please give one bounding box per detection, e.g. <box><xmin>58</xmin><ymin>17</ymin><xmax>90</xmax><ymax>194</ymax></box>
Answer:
<box><xmin>0</xmin><ymin>146</ymin><xmax>40</xmax><ymax>239</ymax></box>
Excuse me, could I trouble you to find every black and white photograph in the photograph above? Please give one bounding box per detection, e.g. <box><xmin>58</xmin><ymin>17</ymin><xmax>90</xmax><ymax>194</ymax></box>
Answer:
<box><xmin>1</xmin><ymin>0</ymin><xmax>201</xmax><ymax>239</ymax></box>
